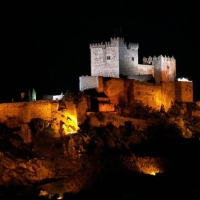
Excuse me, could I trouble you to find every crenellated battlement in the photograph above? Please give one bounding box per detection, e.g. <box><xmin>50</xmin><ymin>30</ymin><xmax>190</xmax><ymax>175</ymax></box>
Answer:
<box><xmin>90</xmin><ymin>43</ymin><xmax>106</xmax><ymax>49</ymax></box>
<box><xmin>90</xmin><ymin>37</ymin><xmax>136</xmax><ymax>48</ymax></box>
<box><xmin>143</xmin><ymin>55</ymin><xmax>175</xmax><ymax>64</ymax></box>
<box><xmin>90</xmin><ymin>37</ymin><xmax>139</xmax><ymax>49</ymax></box>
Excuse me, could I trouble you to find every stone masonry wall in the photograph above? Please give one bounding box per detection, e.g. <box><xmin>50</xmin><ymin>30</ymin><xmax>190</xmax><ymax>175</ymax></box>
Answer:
<box><xmin>103</xmin><ymin>78</ymin><xmax>127</xmax><ymax>105</ymax></box>
<box><xmin>119</xmin><ymin>45</ymin><xmax>138</xmax><ymax>76</ymax></box>
<box><xmin>133</xmin><ymin>81</ymin><xmax>162</xmax><ymax>110</ymax></box>
<box><xmin>161</xmin><ymin>82</ymin><xmax>176</xmax><ymax>111</ymax></box>
<box><xmin>100</xmin><ymin>78</ymin><xmax>193</xmax><ymax>112</ymax></box>
<box><xmin>0</xmin><ymin>98</ymin><xmax>88</xmax><ymax>135</ymax></box>
<box><xmin>175</xmin><ymin>81</ymin><xmax>193</xmax><ymax>102</ymax></box>
<box><xmin>79</xmin><ymin>76</ymin><xmax>99</xmax><ymax>91</ymax></box>
<box><xmin>0</xmin><ymin>101</ymin><xmax>52</xmax><ymax>126</ymax></box>
<box><xmin>137</xmin><ymin>64</ymin><xmax>154</xmax><ymax>76</ymax></box>
<box><xmin>90</xmin><ymin>38</ymin><xmax>120</xmax><ymax>78</ymax></box>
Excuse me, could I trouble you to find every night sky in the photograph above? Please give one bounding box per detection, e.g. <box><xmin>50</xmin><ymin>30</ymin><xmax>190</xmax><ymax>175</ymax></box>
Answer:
<box><xmin>2</xmin><ymin>1</ymin><xmax>200</xmax><ymax>102</ymax></box>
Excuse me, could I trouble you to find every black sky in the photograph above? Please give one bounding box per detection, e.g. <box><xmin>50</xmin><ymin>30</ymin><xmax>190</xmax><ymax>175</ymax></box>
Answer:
<box><xmin>2</xmin><ymin>1</ymin><xmax>200</xmax><ymax>101</ymax></box>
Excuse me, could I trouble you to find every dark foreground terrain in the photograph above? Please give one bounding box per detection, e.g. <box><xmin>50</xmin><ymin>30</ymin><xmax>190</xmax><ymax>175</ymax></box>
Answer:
<box><xmin>0</xmin><ymin>102</ymin><xmax>200</xmax><ymax>199</ymax></box>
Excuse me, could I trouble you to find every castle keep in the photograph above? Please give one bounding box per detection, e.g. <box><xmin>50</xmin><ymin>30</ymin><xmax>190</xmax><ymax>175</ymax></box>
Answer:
<box><xmin>79</xmin><ymin>37</ymin><xmax>193</xmax><ymax>112</ymax></box>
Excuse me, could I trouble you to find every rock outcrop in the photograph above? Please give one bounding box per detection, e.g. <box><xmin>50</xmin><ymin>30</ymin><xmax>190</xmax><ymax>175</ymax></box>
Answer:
<box><xmin>0</xmin><ymin>101</ymin><xmax>199</xmax><ymax>198</ymax></box>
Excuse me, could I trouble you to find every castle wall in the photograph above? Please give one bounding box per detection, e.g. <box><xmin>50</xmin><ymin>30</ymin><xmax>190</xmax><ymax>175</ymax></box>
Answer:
<box><xmin>119</xmin><ymin>44</ymin><xmax>139</xmax><ymax>76</ymax></box>
<box><xmin>103</xmin><ymin>78</ymin><xmax>128</xmax><ymax>105</ymax></box>
<box><xmin>79</xmin><ymin>76</ymin><xmax>99</xmax><ymax>91</ymax></box>
<box><xmin>0</xmin><ymin>101</ymin><xmax>53</xmax><ymax>128</ymax></box>
<box><xmin>161</xmin><ymin>82</ymin><xmax>176</xmax><ymax>111</ymax></box>
<box><xmin>91</xmin><ymin>76</ymin><xmax>193</xmax><ymax>112</ymax></box>
<box><xmin>144</xmin><ymin>56</ymin><xmax>162</xmax><ymax>84</ymax></box>
<box><xmin>133</xmin><ymin>81</ymin><xmax>162</xmax><ymax>110</ymax></box>
<box><xmin>175</xmin><ymin>81</ymin><xmax>193</xmax><ymax>102</ymax></box>
<box><xmin>0</xmin><ymin>98</ymin><xmax>88</xmax><ymax>135</ymax></box>
<box><xmin>137</xmin><ymin>64</ymin><xmax>154</xmax><ymax>76</ymax></box>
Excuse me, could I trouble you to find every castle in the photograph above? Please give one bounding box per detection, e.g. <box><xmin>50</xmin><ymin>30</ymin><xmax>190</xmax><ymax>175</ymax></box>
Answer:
<box><xmin>79</xmin><ymin>37</ymin><xmax>193</xmax><ymax>112</ymax></box>
<box><xmin>0</xmin><ymin>37</ymin><xmax>195</xmax><ymax>136</ymax></box>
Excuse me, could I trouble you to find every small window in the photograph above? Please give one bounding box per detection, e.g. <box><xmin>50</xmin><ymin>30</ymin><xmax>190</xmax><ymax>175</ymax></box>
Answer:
<box><xmin>138</xmin><ymin>91</ymin><xmax>140</xmax><ymax>95</ymax></box>
<box><xmin>132</xmin><ymin>57</ymin><xmax>134</xmax><ymax>61</ymax></box>
<box><xmin>107</xmin><ymin>56</ymin><xmax>110</xmax><ymax>60</ymax></box>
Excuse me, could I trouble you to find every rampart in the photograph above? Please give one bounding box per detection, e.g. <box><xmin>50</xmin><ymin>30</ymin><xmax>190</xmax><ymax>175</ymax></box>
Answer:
<box><xmin>0</xmin><ymin>101</ymin><xmax>53</xmax><ymax>125</ymax></box>
<box><xmin>0</xmin><ymin>98</ymin><xmax>88</xmax><ymax>134</ymax></box>
<box><xmin>143</xmin><ymin>55</ymin><xmax>175</xmax><ymax>64</ymax></box>
<box><xmin>96</xmin><ymin>77</ymin><xmax>193</xmax><ymax>112</ymax></box>
<box><xmin>134</xmin><ymin>81</ymin><xmax>162</xmax><ymax>110</ymax></box>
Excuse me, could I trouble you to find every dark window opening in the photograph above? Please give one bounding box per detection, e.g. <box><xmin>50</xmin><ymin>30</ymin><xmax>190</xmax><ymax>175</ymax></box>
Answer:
<box><xmin>107</xmin><ymin>56</ymin><xmax>110</xmax><ymax>60</ymax></box>
<box><xmin>132</xmin><ymin>57</ymin><xmax>134</xmax><ymax>61</ymax></box>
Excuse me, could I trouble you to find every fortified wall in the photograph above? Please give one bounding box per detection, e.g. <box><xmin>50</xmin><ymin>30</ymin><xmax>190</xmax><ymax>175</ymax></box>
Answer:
<box><xmin>0</xmin><ymin>98</ymin><xmax>88</xmax><ymax>137</ymax></box>
<box><xmin>93</xmin><ymin>77</ymin><xmax>193</xmax><ymax>112</ymax></box>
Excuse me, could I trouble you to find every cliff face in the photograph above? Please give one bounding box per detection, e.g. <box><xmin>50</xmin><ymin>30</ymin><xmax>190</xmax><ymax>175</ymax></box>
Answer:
<box><xmin>0</xmin><ymin>101</ymin><xmax>200</xmax><ymax>198</ymax></box>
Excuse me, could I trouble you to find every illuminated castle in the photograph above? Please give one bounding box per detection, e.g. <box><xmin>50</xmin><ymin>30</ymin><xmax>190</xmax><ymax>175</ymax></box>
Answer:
<box><xmin>79</xmin><ymin>37</ymin><xmax>193</xmax><ymax>112</ymax></box>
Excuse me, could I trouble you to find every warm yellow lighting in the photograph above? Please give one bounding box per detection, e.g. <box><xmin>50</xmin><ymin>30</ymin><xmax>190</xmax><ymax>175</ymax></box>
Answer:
<box><xmin>38</xmin><ymin>190</ymin><xmax>48</xmax><ymax>197</ymax></box>
<box><xmin>136</xmin><ymin>157</ymin><xmax>163</xmax><ymax>176</ymax></box>
<box><xmin>57</xmin><ymin>195</ymin><xmax>63</xmax><ymax>199</ymax></box>
<box><xmin>61</xmin><ymin>113</ymin><xmax>79</xmax><ymax>135</ymax></box>
<box><xmin>149</xmin><ymin>171</ymin><xmax>156</xmax><ymax>176</ymax></box>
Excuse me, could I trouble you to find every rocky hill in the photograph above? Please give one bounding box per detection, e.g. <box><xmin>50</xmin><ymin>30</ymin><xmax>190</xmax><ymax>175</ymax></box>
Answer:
<box><xmin>0</xmin><ymin>101</ymin><xmax>200</xmax><ymax>199</ymax></box>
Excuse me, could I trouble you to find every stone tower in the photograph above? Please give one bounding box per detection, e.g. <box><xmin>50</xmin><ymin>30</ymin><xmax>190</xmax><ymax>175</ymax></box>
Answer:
<box><xmin>143</xmin><ymin>55</ymin><xmax>176</xmax><ymax>84</ymax></box>
<box><xmin>90</xmin><ymin>37</ymin><xmax>139</xmax><ymax>78</ymax></box>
